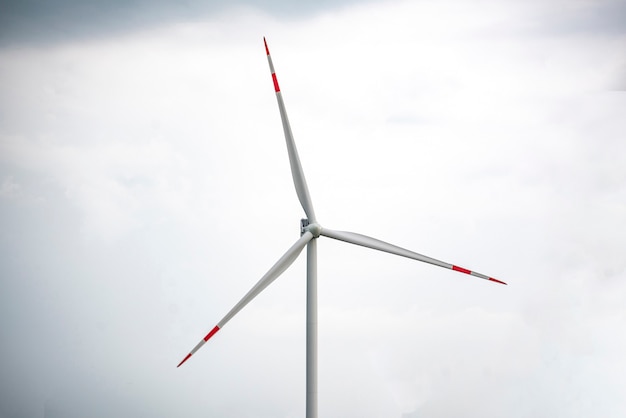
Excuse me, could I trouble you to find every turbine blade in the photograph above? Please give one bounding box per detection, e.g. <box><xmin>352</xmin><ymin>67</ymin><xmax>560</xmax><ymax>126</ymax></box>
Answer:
<box><xmin>264</xmin><ymin>37</ymin><xmax>317</xmax><ymax>222</ymax></box>
<box><xmin>177</xmin><ymin>231</ymin><xmax>315</xmax><ymax>367</ymax></box>
<box><xmin>320</xmin><ymin>228</ymin><xmax>506</xmax><ymax>285</ymax></box>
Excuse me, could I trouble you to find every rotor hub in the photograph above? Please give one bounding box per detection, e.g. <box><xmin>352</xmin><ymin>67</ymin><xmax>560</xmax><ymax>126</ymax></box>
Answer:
<box><xmin>300</xmin><ymin>219</ymin><xmax>322</xmax><ymax>238</ymax></box>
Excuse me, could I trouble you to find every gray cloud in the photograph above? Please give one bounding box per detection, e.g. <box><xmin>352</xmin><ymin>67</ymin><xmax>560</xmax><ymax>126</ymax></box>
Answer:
<box><xmin>0</xmin><ymin>0</ymin><xmax>376</xmax><ymax>46</ymax></box>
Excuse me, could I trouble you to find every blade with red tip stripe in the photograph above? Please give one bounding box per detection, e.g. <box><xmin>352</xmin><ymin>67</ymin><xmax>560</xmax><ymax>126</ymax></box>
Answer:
<box><xmin>177</xmin><ymin>325</ymin><xmax>220</xmax><ymax>367</ymax></box>
<box><xmin>264</xmin><ymin>37</ymin><xmax>317</xmax><ymax>222</ymax></box>
<box><xmin>177</xmin><ymin>231</ymin><xmax>315</xmax><ymax>367</ymax></box>
<box><xmin>320</xmin><ymin>227</ymin><xmax>506</xmax><ymax>285</ymax></box>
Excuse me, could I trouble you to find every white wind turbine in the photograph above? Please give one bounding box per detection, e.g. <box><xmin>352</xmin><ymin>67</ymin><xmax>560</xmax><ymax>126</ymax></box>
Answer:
<box><xmin>177</xmin><ymin>38</ymin><xmax>507</xmax><ymax>418</ymax></box>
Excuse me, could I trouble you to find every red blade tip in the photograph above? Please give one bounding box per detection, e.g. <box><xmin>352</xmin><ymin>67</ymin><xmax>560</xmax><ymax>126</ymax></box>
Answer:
<box><xmin>489</xmin><ymin>277</ymin><xmax>507</xmax><ymax>285</ymax></box>
<box><xmin>177</xmin><ymin>353</ymin><xmax>192</xmax><ymax>368</ymax></box>
<box><xmin>263</xmin><ymin>37</ymin><xmax>270</xmax><ymax>55</ymax></box>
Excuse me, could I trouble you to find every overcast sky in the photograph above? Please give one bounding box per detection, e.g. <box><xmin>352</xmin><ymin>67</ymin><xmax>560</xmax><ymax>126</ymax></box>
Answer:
<box><xmin>1</xmin><ymin>0</ymin><xmax>625</xmax><ymax>417</ymax></box>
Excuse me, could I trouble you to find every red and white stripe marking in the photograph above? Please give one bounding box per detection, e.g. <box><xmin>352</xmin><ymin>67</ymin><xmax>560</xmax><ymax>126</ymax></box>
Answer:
<box><xmin>177</xmin><ymin>325</ymin><xmax>220</xmax><ymax>367</ymax></box>
<box><xmin>264</xmin><ymin>37</ymin><xmax>281</xmax><ymax>92</ymax></box>
<box><xmin>452</xmin><ymin>265</ymin><xmax>507</xmax><ymax>285</ymax></box>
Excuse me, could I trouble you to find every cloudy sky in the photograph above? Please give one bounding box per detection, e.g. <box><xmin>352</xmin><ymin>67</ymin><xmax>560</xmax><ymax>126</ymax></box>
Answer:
<box><xmin>1</xmin><ymin>0</ymin><xmax>625</xmax><ymax>417</ymax></box>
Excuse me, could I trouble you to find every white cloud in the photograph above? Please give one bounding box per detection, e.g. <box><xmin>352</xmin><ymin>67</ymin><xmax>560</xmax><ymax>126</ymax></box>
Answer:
<box><xmin>0</xmin><ymin>175</ymin><xmax>20</xmax><ymax>198</ymax></box>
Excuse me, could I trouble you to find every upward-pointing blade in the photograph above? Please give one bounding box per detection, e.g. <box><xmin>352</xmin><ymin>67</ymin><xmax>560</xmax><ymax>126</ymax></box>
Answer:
<box><xmin>320</xmin><ymin>228</ymin><xmax>506</xmax><ymax>285</ymax></box>
<box><xmin>177</xmin><ymin>231</ymin><xmax>315</xmax><ymax>367</ymax></box>
<box><xmin>264</xmin><ymin>37</ymin><xmax>317</xmax><ymax>222</ymax></box>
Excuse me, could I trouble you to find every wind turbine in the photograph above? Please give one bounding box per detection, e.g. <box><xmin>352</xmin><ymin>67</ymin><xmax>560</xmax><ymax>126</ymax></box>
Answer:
<box><xmin>177</xmin><ymin>38</ymin><xmax>506</xmax><ymax>418</ymax></box>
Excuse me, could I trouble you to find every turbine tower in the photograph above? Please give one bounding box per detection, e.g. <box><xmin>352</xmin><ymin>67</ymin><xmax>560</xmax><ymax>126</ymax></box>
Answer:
<box><xmin>177</xmin><ymin>38</ymin><xmax>507</xmax><ymax>418</ymax></box>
